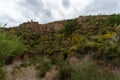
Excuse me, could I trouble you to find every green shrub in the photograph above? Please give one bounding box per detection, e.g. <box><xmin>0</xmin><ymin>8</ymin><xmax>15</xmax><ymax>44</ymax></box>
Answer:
<box><xmin>36</xmin><ymin>58</ymin><xmax>52</xmax><ymax>78</ymax></box>
<box><xmin>104</xmin><ymin>14</ymin><xmax>120</xmax><ymax>27</ymax></box>
<box><xmin>41</xmin><ymin>34</ymin><xmax>50</xmax><ymax>41</ymax></box>
<box><xmin>58</xmin><ymin>62</ymin><xmax>74</xmax><ymax>80</ymax></box>
<box><xmin>20</xmin><ymin>56</ymin><xmax>46</xmax><ymax>67</ymax></box>
<box><xmin>50</xmin><ymin>56</ymin><xmax>65</xmax><ymax>66</ymax></box>
<box><xmin>34</xmin><ymin>41</ymin><xmax>54</xmax><ymax>55</ymax></box>
<box><xmin>70</xmin><ymin>58</ymin><xmax>117</xmax><ymax>80</ymax></box>
<box><xmin>58</xmin><ymin>58</ymin><xmax>119</xmax><ymax>80</ymax></box>
<box><xmin>92</xmin><ymin>31</ymin><xmax>120</xmax><ymax>66</ymax></box>
<box><xmin>0</xmin><ymin>32</ymin><xmax>25</xmax><ymax>66</ymax></box>
<box><xmin>0</xmin><ymin>67</ymin><xmax>6</xmax><ymax>80</ymax></box>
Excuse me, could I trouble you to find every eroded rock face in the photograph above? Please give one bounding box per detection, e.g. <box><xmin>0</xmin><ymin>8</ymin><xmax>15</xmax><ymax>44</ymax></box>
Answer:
<box><xmin>10</xmin><ymin>20</ymin><xmax>65</xmax><ymax>34</ymax></box>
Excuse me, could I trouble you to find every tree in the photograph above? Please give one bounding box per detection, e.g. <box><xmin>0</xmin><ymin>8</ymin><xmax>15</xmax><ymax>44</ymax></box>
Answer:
<box><xmin>63</xmin><ymin>19</ymin><xmax>78</xmax><ymax>41</ymax></box>
<box><xmin>64</xmin><ymin>20</ymin><xmax>77</xmax><ymax>36</ymax></box>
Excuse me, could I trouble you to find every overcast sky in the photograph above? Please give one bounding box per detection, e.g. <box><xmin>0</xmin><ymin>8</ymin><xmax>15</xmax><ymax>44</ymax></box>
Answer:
<box><xmin>0</xmin><ymin>0</ymin><xmax>120</xmax><ymax>27</ymax></box>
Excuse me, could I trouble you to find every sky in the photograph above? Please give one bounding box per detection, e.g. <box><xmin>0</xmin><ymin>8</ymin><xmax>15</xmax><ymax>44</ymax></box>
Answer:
<box><xmin>0</xmin><ymin>0</ymin><xmax>120</xmax><ymax>27</ymax></box>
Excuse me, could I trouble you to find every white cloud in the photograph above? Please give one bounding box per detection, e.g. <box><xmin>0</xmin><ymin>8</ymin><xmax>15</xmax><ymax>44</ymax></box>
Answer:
<box><xmin>0</xmin><ymin>0</ymin><xmax>120</xmax><ymax>27</ymax></box>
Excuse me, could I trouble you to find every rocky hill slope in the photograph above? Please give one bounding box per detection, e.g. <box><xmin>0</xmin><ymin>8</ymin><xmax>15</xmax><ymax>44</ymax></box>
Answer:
<box><xmin>1</xmin><ymin>14</ymin><xmax>120</xmax><ymax>80</ymax></box>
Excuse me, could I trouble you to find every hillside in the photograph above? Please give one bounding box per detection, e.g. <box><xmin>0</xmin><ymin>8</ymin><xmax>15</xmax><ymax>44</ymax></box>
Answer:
<box><xmin>1</xmin><ymin>14</ymin><xmax>120</xmax><ymax>80</ymax></box>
